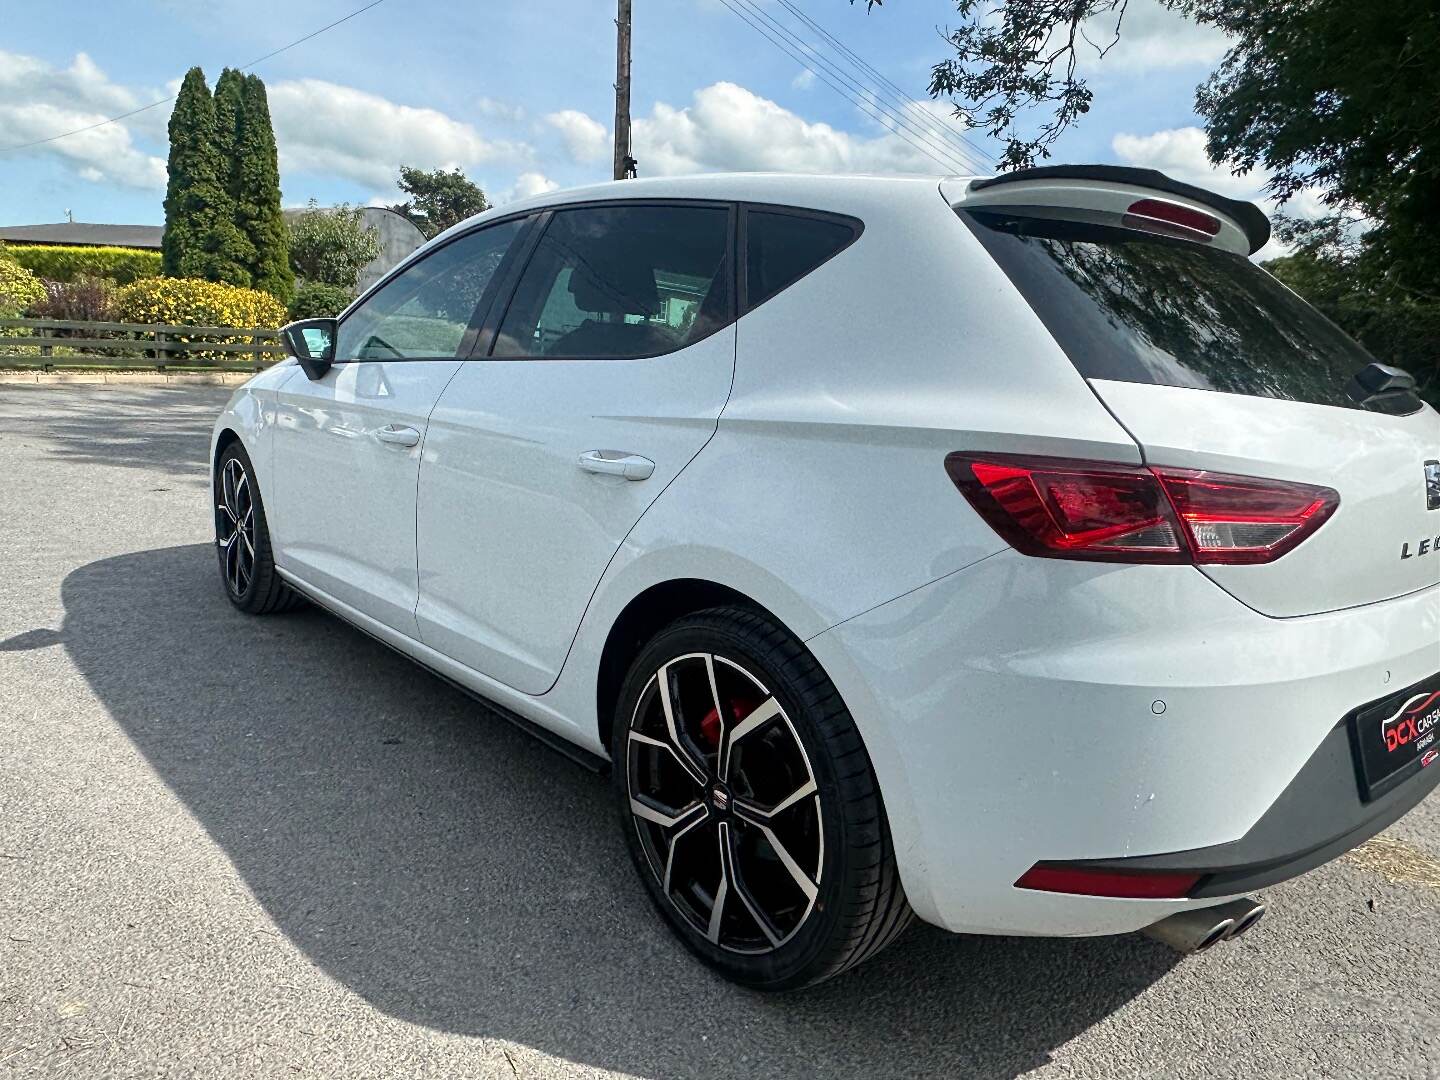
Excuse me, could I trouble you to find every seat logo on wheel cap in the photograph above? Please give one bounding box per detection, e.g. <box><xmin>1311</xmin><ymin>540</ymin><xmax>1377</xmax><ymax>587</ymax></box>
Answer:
<box><xmin>711</xmin><ymin>787</ymin><xmax>730</xmax><ymax>811</ymax></box>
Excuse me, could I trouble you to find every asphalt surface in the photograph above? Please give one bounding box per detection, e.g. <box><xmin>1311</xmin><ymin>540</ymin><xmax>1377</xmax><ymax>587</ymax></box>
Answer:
<box><xmin>1</xmin><ymin>384</ymin><xmax>1438</xmax><ymax>1080</ymax></box>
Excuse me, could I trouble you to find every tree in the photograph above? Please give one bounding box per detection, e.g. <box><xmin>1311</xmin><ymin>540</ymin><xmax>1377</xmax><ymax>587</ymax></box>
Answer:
<box><xmin>161</xmin><ymin>67</ymin><xmax>251</xmax><ymax>286</ymax></box>
<box><xmin>287</xmin><ymin>201</ymin><xmax>382</xmax><ymax>290</ymax></box>
<box><xmin>857</xmin><ymin>0</ymin><xmax>1439</xmax><ymax>373</ymax></box>
<box><xmin>234</xmin><ymin>75</ymin><xmax>295</xmax><ymax>302</ymax></box>
<box><xmin>1263</xmin><ymin>218</ymin><xmax>1440</xmax><ymax>408</ymax></box>
<box><xmin>390</xmin><ymin>166</ymin><xmax>488</xmax><ymax>238</ymax></box>
<box><xmin>1196</xmin><ymin>0</ymin><xmax>1438</xmax><ymax>300</ymax></box>
<box><xmin>211</xmin><ymin>67</ymin><xmax>245</xmax><ymax>190</ymax></box>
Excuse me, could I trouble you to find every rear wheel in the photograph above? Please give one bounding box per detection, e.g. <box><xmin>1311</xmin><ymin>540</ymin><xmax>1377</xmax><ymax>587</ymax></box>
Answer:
<box><xmin>214</xmin><ymin>442</ymin><xmax>303</xmax><ymax>615</ymax></box>
<box><xmin>612</xmin><ymin>606</ymin><xmax>912</xmax><ymax>989</ymax></box>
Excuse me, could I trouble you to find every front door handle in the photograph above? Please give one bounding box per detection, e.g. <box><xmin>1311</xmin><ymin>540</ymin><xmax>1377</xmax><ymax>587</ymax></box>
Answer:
<box><xmin>373</xmin><ymin>424</ymin><xmax>421</xmax><ymax>447</ymax></box>
<box><xmin>578</xmin><ymin>450</ymin><xmax>655</xmax><ymax>481</ymax></box>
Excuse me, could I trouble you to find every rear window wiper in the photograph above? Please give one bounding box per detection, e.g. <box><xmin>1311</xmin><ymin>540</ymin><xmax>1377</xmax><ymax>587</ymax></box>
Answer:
<box><xmin>1347</xmin><ymin>362</ymin><xmax>1423</xmax><ymax>415</ymax></box>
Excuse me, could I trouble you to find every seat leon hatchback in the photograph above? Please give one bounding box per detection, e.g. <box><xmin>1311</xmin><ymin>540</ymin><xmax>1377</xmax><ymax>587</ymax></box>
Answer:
<box><xmin>212</xmin><ymin>166</ymin><xmax>1440</xmax><ymax>989</ymax></box>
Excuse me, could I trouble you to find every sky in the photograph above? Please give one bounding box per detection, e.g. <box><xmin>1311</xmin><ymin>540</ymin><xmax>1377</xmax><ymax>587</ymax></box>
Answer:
<box><xmin>0</xmin><ymin>0</ymin><xmax>1317</xmax><ymax>254</ymax></box>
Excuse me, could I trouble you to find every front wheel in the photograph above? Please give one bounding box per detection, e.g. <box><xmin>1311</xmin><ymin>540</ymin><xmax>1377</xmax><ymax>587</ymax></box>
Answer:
<box><xmin>612</xmin><ymin>606</ymin><xmax>912</xmax><ymax>990</ymax></box>
<box><xmin>214</xmin><ymin>442</ymin><xmax>303</xmax><ymax>615</ymax></box>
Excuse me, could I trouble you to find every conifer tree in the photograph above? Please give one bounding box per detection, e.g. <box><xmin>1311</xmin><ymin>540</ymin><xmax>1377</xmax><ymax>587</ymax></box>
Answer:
<box><xmin>160</xmin><ymin>67</ymin><xmax>214</xmax><ymax>278</ymax></box>
<box><xmin>160</xmin><ymin>67</ymin><xmax>251</xmax><ymax>285</ymax></box>
<box><xmin>212</xmin><ymin>68</ymin><xmax>246</xmax><ymax>200</ymax></box>
<box><xmin>235</xmin><ymin>75</ymin><xmax>294</xmax><ymax>302</ymax></box>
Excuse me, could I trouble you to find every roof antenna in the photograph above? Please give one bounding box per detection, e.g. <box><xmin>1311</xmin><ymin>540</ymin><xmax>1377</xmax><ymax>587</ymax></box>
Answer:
<box><xmin>65</xmin><ymin>208</ymin><xmax>74</xmax><ymax>223</ymax></box>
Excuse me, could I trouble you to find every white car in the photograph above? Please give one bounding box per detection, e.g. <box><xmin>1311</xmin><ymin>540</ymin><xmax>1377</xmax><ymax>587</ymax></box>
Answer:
<box><xmin>212</xmin><ymin>167</ymin><xmax>1440</xmax><ymax>989</ymax></box>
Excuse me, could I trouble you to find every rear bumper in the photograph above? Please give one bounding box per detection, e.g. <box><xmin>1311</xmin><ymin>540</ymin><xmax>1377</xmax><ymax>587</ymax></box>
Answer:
<box><xmin>1037</xmin><ymin>687</ymin><xmax>1440</xmax><ymax>898</ymax></box>
<box><xmin>808</xmin><ymin>552</ymin><xmax>1440</xmax><ymax>937</ymax></box>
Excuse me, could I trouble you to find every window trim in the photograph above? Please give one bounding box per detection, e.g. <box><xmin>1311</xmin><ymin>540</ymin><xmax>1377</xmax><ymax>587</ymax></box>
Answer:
<box><xmin>738</xmin><ymin>203</ymin><xmax>864</xmax><ymax>316</ymax></box>
<box><xmin>481</xmin><ymin>198</ymin><xmax>739</xmax><ymax>363</ymax></box>
<box><xmin>330</xmin><ymin>210</ymin><xmax>539</xmax><ymax>364</ymax></box>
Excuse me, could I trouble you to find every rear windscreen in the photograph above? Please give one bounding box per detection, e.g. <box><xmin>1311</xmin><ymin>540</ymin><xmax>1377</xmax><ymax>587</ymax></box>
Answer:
<box><xmin>962</xmin><ymin>210</ymin><xmax>1378</xmax><ymax>411</ymax></box>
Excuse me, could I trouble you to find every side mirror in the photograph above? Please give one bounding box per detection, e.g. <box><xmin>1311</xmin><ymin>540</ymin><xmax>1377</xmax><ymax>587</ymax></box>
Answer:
<box><xmin>281</xmin><ymin>318</ymin><xmax>337</xmax><ymax>380</ymax></box>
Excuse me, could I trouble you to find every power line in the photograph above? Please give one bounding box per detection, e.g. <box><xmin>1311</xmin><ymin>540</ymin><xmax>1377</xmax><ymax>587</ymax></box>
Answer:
<box><xmin>723</xmin><ymin>0</ymin><xmax>980</xmax><ymax>174</ymax></box>
<box><xmin>748</xmin><ymin>0</ymin><xmax>990</xmax><ymax>173</ymax></box>
<box><xmin>775</xmin><ymin>0</ymin><xmax>994</xmax><ymax>169</ymax></box>
<box><xmin>0</xmin><ymin>0</ymin><xmax>389</xmax><ymax>154</ymax></box>
<box><xmin>716</xmin><ymin>0</ymin><xmax>970</xmax><ymax>174</ymax></box>
<box><xmin>716</xmin><ymin>0</ymin><xmax>987</xmax><ymax>175</ymax></box>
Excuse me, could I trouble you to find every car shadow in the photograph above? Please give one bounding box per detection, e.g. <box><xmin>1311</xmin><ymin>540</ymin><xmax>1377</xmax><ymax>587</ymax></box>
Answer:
<box><xmin>50</xmin><ymin>543</ymin><xmax>1179</xmax><ymax>1079</ymax></box>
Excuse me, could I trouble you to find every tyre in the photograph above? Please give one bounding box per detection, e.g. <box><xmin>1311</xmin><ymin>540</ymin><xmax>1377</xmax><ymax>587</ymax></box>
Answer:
<box><xmin>612</xmin><ymin>605</ymin><xmax>912</xmax><ymax>990</ymax></box>
<box><xmin>214</xmin><ymin>442</ymin><xmax>304</xmax><ymax>615</ymax></box>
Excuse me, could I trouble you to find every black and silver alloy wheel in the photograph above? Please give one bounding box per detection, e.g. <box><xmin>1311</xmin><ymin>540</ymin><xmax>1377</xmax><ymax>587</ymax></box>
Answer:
<box><xmin>626</xmin><ymin>652</ymin><xmax>823</xmax><ymax>954</ymax></box>
<box><xmin>216</xmin><ymin>456</ymin><xmax>257</xmax><ymax>600</ymax></box>
<box><xmin>614</xmin><ymin>607</ymin><xmax>912</xmax><ymax>990</ymax></box>
<box><xmin>213</xmin><ymin>441</ymin><xmax>303</xmax><ymax>615</ymax></box>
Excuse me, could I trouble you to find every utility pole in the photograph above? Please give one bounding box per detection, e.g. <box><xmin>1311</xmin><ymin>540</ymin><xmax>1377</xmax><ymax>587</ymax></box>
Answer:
<box><xmin>613</xmin><ymin>0</ymin><xmax>635</xmax><ymax>180</ymax></box>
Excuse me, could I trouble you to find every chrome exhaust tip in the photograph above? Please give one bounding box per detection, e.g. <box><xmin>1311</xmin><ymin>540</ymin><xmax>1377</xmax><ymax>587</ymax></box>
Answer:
<box><xmin>1141</xmin><ymin>908</ymin><xmax>1237</xmax><ymax>954</ymax></box>
<box><xmin>1210</xmin><ymin>898</ymin><xmax>1267</xmax><ymax>940</ymax></box>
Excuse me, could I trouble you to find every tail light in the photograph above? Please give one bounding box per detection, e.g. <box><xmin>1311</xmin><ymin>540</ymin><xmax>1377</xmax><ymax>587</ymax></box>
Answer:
<box><xmin>946</xmin><ymin>453</ymin><xmax>1338</xmax><ymax>565</ymax></box>
<box><xmin>1123</xmin><ymin>198</ymin><xmax>1222</xmax><ymax>242</ymax></box>
<box><xmin>1015</xmin><ymin>863</ymin><xmax>1200</xmax><ymax>899</ymax></box>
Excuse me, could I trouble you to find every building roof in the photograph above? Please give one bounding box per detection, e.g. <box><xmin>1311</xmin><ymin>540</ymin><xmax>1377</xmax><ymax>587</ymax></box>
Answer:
<box><xmin>0</xmin><ymin>222</ymin><xmax>165</xmax><ymax>249</ymax></box>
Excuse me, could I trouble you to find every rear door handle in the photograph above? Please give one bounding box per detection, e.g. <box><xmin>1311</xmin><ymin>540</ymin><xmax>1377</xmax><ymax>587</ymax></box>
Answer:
<box><xmin>373</xmin><ymin>424</ymin><xmax>422</xmax><ymax>447</ymax></box>
<box><xmin>578</xmin><ymin>450</ymin><xmax>655</xmax><ymax>481</ymax></box>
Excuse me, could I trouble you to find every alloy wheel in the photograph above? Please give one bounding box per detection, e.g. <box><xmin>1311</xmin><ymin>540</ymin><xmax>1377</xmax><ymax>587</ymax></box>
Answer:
<box><xmin>216</xmin><ymin>457</ymin><xmax>257</xmax><ymax>598</ymax></box>
<box><xmin>626</xmin><ymin>652</ymin><xmax>823</xmax><ymax>954</ymax></box>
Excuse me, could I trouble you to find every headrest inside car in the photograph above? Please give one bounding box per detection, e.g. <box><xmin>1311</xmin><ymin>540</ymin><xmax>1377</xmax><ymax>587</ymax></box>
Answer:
<box><xmin>569</xmin><ymin>262</ymin><xmax>661</xmax><ymax>317</ymax></box>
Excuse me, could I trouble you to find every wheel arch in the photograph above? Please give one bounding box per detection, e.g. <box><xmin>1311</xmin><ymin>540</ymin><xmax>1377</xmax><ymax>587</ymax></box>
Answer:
<box><xmin>594</xmin><ymin>577</ymin><xmax>792</xmax><ymax>753</ymax></box>
<box><xmin>213</xmin><ymin>426</ymin><xmax>242</xmax><ymax>468</ymax></box>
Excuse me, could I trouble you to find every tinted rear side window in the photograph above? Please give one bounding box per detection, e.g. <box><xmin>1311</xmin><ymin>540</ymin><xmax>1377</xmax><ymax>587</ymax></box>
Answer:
<box><xmin>963</xmin><ymin>211</ymin><xmax>1378</xmax><ymax>411</ymax></box>
<box><xmin>493</xmin><ymin>204</ymin><xmax>731</xmax><ymax>360</ymax></box>
<box><xmin>745</xmin><ymin>210</ymin><xmax>858</xmax><ymax>310</ymax></box>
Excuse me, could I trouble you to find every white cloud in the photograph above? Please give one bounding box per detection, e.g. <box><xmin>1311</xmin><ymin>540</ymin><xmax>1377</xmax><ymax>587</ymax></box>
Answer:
<box><xmin>543</xmin><ymin>109</ymin><xmax>609</xmax><ymax>165</ymax></box>
<box><xmin>498</xmin><ymin>169</ymin><xmax>558</xmax><ymax>204</ymax></box>
<box><xmin>1111</xmin><ymin>126</ymin><xmax>1254</xmax><ymax>196</ymax></box>
<box><xmin>791</xmin><ymin>69</ymin><xmax>817</xmax><ymax>91</ymax></box>
<box><xmin>1111</xmin><ymin>126</ymin><xmax>1330</xmax><ymax>258</ymax></box>
<box><xmin>0</xmin><ymin>50</ymin><xmax>167</xmax><ymax>190</ymax></box>
<box><xmin>1078</xmin><ymin>0</ymin><xmax>1229</xmax><ymax>73</ymax></box>
<box><xmin>267</xmin><ymin>79</ymin><xmax>531</xmax><ymax>191</ymax></box>
<box><xmin>475</xmin><ymin>96</ymin><xmax>527</xmax><ymax>124</ymax></box>
<box><xmin>634</xmin><ymin>81</ymin><xmax>956</xmax><ymax>177</ymax></box>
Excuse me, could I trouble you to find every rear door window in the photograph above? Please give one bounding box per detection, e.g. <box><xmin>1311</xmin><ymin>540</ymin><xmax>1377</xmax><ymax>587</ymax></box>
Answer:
<box><xmin>962</xmin><ymin>210</ymin><xmax>1380</xmax><ymax>411</ymax></box>
<box><xmin>491</xmin><ymin>203</ymin><xmax>731</xmax><ymax>359</ymax></box>
<box><xmin>744</xmin><ymin>209</ymin><xmax>859</xmax><ymax>310</ymax></box>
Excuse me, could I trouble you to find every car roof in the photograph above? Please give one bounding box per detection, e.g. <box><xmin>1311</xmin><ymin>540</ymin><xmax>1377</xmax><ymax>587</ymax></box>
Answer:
<box><xmin>425</xmin><ymin>173</ymin><xmax>968</xmax><ymax>246</ymax></box>
<box><xmin>514</xmin><ymin>172</ymin><xmax>962</xmax><ymax>209</ymax></box>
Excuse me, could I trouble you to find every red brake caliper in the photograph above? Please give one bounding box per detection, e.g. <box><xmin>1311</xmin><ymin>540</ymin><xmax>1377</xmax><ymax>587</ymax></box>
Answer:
<box><xmin>698</xmin><ymin>698</ymin><xmax>757</xmax><ymax>751</ymax></box>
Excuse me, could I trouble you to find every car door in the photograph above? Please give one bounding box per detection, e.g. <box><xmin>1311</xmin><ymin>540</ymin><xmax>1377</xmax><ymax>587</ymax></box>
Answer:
<box><xmin>270</xmin><ymin>216</ymin><xmax>528</xmax><ymax>633</ymax></box>
<box><xmin>416</xmin><ymin>201</ymin><xmax>737</xmax><ymax>694</ymax></box>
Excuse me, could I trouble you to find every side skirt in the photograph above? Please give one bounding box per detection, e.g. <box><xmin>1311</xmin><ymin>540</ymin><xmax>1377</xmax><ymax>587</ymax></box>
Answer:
<box><xmin>278</xmin><ymin>571</ymin><xmax>609</xmax><ymax>775</ymax></box>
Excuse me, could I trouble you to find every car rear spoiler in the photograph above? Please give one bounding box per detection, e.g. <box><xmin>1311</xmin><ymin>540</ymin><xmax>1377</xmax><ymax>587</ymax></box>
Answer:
<box><xmin>962</xmin><ymin>164</ymin><xmax>1271</xmax><ymax>255</ymax></box>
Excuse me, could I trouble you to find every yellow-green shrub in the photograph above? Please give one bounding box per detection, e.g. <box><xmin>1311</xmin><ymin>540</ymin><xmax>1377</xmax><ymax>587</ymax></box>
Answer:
<box><xmin>7</xmin><ymin>244</ymin><xmax>162</xmax><ymax>285</ymax></box>
<box><xmin>114</xmin><ymin>276</ymin><xmax>287</xmax><ymax>329</ymax></box>
<box><xmin>0</xmin><ymin>257</ymin><xmax>47</xmax><ymax>317</ymax></box>
<box><xmin>113</xmin><ymin>276</ymin><xmax>287</xmax><ymax>363</ymax></box>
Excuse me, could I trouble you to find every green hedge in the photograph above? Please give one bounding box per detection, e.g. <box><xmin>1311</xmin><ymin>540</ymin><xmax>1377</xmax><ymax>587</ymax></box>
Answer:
<box><xmin>7</xmin><ymin>244</ymin><xmax>162</xmax><ymax>285</ymax></box>
<box><xmin>287</xmin><ymin>281</ymin><xmax>353</xmax><ymax>320</ymax></box>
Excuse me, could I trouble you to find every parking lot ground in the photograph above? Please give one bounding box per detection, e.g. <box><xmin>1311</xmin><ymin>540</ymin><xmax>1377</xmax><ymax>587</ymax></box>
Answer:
<box><xmin>1</xmin><ymin>384</ymin><xmax>1438</xmax><ymax>1080</ymax></box>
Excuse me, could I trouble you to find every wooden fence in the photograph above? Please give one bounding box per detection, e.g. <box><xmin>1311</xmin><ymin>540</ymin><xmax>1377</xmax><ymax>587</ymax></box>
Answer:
<box><xmin>0</xmin><ymin>317</ymin><xmax>285</xmax><ymax>371</ymax></box>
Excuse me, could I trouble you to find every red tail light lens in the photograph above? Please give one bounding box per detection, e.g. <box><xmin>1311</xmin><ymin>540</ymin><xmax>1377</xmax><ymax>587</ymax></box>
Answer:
<box><xmin>1015</xmin><ymin>863</ymin><xmax>1201</xmax><ymax>899</ymax></box>
<box><xmin>1157</xmin><ymin>468</ymin><xmax>1339</xmax><ymax>564</ymax></box>
<box><xmin>1124</xmin><ymin>197</ymin><xmax>1222</xmax><ymax>240</ymax></box>
<box><xmin>946</xmin><ymin>453</ymin><xmax>1338</xmax><ymax>565</ymax></box>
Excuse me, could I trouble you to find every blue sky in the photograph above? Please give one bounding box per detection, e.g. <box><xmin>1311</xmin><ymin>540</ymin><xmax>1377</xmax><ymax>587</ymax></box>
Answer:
<box><xmin>1</xmin><ymin>0</ymin><xmax>1287</xmax><ymax>239</ymax></box>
